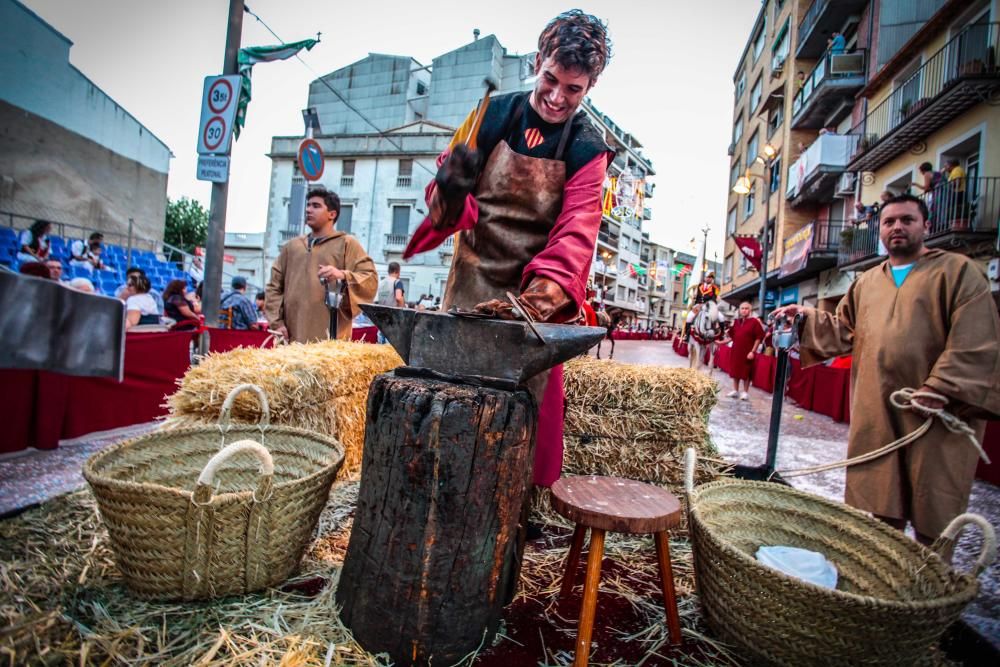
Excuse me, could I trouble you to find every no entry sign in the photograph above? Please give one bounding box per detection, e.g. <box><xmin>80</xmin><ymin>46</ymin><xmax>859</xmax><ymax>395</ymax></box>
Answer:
<box><xmin>196</xmin><ymin>75</ymin><xmax>241</xmax><ymax>155</ymax></box>
<box><xmin>298</xmin><ymin>139</ymin><xmax>325</xmax><ymax>182</ymax></box>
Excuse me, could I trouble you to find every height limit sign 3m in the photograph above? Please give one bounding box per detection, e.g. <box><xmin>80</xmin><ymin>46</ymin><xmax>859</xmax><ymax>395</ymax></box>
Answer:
<box><xmin>196</xmin><ymin>75</ymin><xmax>241</xmax><ymax>156</ymax></box>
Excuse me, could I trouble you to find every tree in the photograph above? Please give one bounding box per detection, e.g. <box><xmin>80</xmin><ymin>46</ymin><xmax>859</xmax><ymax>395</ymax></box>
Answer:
<box><xmin>165</xmin><ymin>197</ymin><xmax>209</xmax><ymax>260</ymax></box>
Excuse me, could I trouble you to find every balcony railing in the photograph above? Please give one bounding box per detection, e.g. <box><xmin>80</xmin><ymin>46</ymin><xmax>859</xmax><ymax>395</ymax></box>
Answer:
<box><xmin>786</xmin><ymin>134</ymin><xmax>860</xmax><ymax>202</ymax></box>
<box><xmin>439</xmin><ymin>236</ymin><xmax>455</xmax><ymax>254</ymax></box>
<box><xmin>838</xmin><ymin>176</ymin><xmax>1000</xmax><ymax>267</ymax></box>
<box><xmin>791</xmin><ymin>48</ymin><xmax>866</xmax><ymax>127</ymax></box>
<box><xmin>812</xmin><ymin>219</ymin><xmax>845</xmax><ymax>253</ymax></box>
<box><xmin>597</xmin><ymin>231</ymin><xmax>620</xmax><ymax>248</ymax></box>
<box><xmin>797</xmin><ymin>0</ymin><xmax>868</xmax><ymax>59</ymax></box>
<box><xmin>849</xmin><ymin>22</ymin><xmax>1000</xmax><ymax>172</ymax></box>
<box><xmin>396</xmin><ymin>176</ymin><xmax>412</xmax><ymax>188</ymax></box>
<box><xmin>340</xmin><ymin>175</ymin><xmax>354</xmax><ymax>187</ymax></box>
<box><xmin>384</xmin><ymin>233</ymin><xmax>407</xmax><ymax>253</ymax></box>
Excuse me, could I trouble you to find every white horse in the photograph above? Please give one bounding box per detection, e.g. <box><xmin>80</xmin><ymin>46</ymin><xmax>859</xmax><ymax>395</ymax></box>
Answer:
<box><xmin>688</xmin><ymin>305</ymin><xmax>722</xmax><ymax>378</ymax></box>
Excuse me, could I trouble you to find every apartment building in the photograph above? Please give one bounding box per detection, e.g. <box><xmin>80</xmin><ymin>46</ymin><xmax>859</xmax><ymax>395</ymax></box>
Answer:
<box><xmin>265</xmin><ymin>34</ymin><xmax>655</xmax><ymax>305</ymax></box>
<box><xmin>721</xmin><ymin>0</ymin><xmax>1000</xmax><ymax>312</ymax></box>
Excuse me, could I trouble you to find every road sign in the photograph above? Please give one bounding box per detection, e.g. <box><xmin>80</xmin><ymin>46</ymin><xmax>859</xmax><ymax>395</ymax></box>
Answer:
<box><xmin>297</xmin><ymin>139</ymin><xmax>325</xmax><ymax>181</ymax></box>
<box><xmin>197</xmin><ymin>75</ymin><xmax>241</xmax><ymax>155</ymax></box>
<box><xmin>197</xmin><ymin>155</ymin><xmax>231</xmax><ymax>183</ymax></box>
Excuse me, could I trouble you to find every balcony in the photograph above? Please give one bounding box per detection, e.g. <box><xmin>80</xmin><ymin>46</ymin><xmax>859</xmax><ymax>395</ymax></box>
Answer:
<box><xmin>786</xmin><ymin>134</ymin><xmax>860</xmax><ymax>206</ymax></box>
<box><xmin>797</xmin><ymin>0</ymin><xmax>868</xmax><ymax>59</ymax></box>
<box><xmin>838</xmin><ymin>176</ymin><xmax>1000</xmax><ymax>270</ymax></box>
<box><xmin>848</xmin><ymin>23</ymin><xmax>1000</xmax><ymax>173</ymax></box>
<box><xmin>438</xmin><ymin>236</ymin><xmax>454</xmax><ymax>257</ymax></box>
<box><xmin>597</xmin><ymin>230</ymin><xmax>620</xmax><ymax>250</ymax></box>
<box><xmin>396</xmin><ymin>175</ymin><xmax>412</xmax><ymax>188</ymax></box>
<box><xmin>340</xmin><ymin>175</ymin><xmax>354</xmax><ymax>187</ymax></box>
<box><xmin>791</xmin><ymin>49</ymin><xmax>866</xmax><ymax>129</ymax></box>
<box><xmin>383</xmin><ymin>233</ymin><xmax>407</xmax><ymax>254</ymax></box>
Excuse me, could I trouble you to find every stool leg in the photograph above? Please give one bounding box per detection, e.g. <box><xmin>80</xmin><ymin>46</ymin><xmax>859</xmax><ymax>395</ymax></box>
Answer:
<box><xmin>654</xmin><ymin>531</ymin><xmax>682</xmax><ymax>645</ymax></box>
<box><xmin>560</xmin><ymin>524</ymin><xmax>588</xmax><ymax>601</ymax></box>
<box><xmin>575</xmin><ymin>528</ymin><xmax>605</xmax><ymax>667</ymax></box>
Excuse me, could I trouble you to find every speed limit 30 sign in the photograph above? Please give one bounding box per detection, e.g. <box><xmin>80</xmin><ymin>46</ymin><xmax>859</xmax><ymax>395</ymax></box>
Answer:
<box><xmin>196</xmin><ymin>75</ymin><xmax>241</xmax><ymax>155</ymax></box>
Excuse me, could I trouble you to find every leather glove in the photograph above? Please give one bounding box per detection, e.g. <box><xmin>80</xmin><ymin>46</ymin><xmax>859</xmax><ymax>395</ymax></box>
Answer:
<box><xmin>433</xmin><ymin>144</ymin><xmax>480</xmax><ymax>230</ymax></box>
<box><xmin>473</xmin><ymin>299</ymin><xmax>518</xmax><ymax>320</ymax></box>
<box><xmin>519</xmin><ymin>277</ymin><xmax>574</xmax><ymax>323</ymax></box>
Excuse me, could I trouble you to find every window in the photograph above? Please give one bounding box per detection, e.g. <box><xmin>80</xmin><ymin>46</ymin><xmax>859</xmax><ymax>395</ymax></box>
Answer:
<box><xmin>617</xmin><ymin>285</ymin><xmax>626</xmax><ymax>300</ymax></box>
<box><xmin>730</xmin><ymin>161</ymin><xmax>742</xmax><ymax>188</ymax></box>
<box><xmin>341</xmin><ymin>160</ymin><xmax>356</xmax><ymax>187</ymax></box>
<box><xmin>769</xmin><ymin>157</ymin><xmax>782</xmax><ymax>193</ymax></box>
<box><xmin>338</xmin><ymin>204</ymin><xmax>353</xmax><ymax>233</ymax></box>
<box><xmin>750</xmin><ymin>76</ymin><xmax>763</xmax><ymax>111</ymax></box>
<box><xmin>771</xmin><ymin>20</ymin><xmax>789</xmax><ymax>70</ymax></box>
<box><xmin>766</xmin><ymin>218</ymin><xmax>776</xmax><ymax>249</ymax></box>
<box><xmin>767</xmin><ymin>105</ymin><xmax>783</xmax><ymax>138</ymax></box>
<box><xmin>673</xmin><ymin>291</ymin><xmax>679</xmax><ymax>303</ymax></box>
<box><xmin>628</xmin><ymin>288</ymin><xmax>636</xmax><ymax>300</ymax></box>
<box><xmin>739</xmin><ymin>253</ymin><xmax>749</xmax><ymax>275</ymax></box>
<box><xmin>416</xmin><ymin>81</ymin><xmax>427</xmax><ymax>96</ymax></box>
<box><xmin>723</xmin><ymin>254</ymin><xmax>734</xmax><ymax>284</ymax></box>
<box><xmin>744</xmin><ymin>184</ymin><xmax>756</xmax><ymax>219</ymax></box>
<box><xmin>391</xmin><ymin>205</ymin><xmax>410</xmax><ymax>236</ymax></box>
<box><xmin>733</xmin><ymin>114</ymin><xmax>744</xmax><ymax>144</ymax></box>
<box><xmin>631</xmin><ymin>239</ymin><xmax>640</xmax><ymax>253</ymax></box>
<box><xmin>727</xmin><ymin>207</ymin><xmax>737</xmax><ymax>235</ymax></box>
<box><xmin>752</xmin><ymin>19</ymin><xmax>767</xmax><ymax>61</ymax></box>
<box><xmin>618</xmin><ymin>259</ymin><xmax>628</xmax><ymax>273</ymax></box>
<box><xmin>735</xmin><ymin>69</ymin><xmax>746</xmax><ymax>98</ymax></box>
<box><xmin>396</xmin><ymin>159</ymin><xmax>413</xmax><ymax>187</ymax></box>
<box><xmin>747</xmin><ymin>131</ymin><xmax>759</xmax><ymax>163</ymax></box>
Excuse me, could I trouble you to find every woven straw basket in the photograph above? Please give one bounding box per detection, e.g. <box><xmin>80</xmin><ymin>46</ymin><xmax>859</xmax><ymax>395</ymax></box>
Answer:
<box><xmin>683</xmin><ymin>450</ymin><xmax>996</xmax><ymax>666</ymax></box>
<box><xmin>84</xmin><ymin>384</ymin><xmax>344</xmax><ymax>601</ymax></box>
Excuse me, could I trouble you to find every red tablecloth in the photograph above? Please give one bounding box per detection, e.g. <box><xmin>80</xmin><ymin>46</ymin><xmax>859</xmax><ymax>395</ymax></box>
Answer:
<box><xmin>352</xmin><ymin>326</ymin><xmax>379</xmax><ymax>343</ymax></box>
<box><xmin>0</xmin><ymin>331</ymin><xmax>194</xmax><ymax>452</ymax></box>
<box><xmin>752</xmin><ymin>354</ymin><xmax>776</xmax><ymax>393</ymax></box>
<box><xmin>786</xmin><ymin>358</ymin><xmax>815</xmax><ymax>410</ymax></box>
<box><xmin>979</xmin><ymin>422</ymin><xmax>1000</xmax><ymax>485</ymax></box>
<box><xmin>811</xmin><ymin>365</ymin><xmax>850</xmax><ymax>423</ymax></box>
<box><xmin>207</xmin><ymin>328</ymin><xmax>276</xmax><ymax>354</ymax></box>
<box><xmin>714</xmin><ymin>344</ymin><xmax>731</xmax><ymax>374</ymax></box>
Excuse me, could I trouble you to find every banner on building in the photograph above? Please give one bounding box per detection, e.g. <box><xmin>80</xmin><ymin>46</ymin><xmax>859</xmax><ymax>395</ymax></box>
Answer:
<box><xmin>780</xmin><ymin>224</ymin><xmax>814</xmax><ymax>277</ymax></box>
<box><xmin>236</xmin><ymin>38</ymin><xmax>319</xmax><ymax>139</ymax></box>
<box><xmin>732</xmin><ymin>235</ymin><xmax>762</xmax><ymax>272</ymax></box>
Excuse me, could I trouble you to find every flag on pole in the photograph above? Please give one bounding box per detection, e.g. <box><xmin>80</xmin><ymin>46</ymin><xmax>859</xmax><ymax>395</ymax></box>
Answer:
<box><xmin>235</xmin><ymin>38</ymin><xmax>319</xmax><ymax>139</ymax></box>
<box><xmin>732</xmin><ymin>234</ymin><xmax>763</xmax><ymax>272</ymax></box>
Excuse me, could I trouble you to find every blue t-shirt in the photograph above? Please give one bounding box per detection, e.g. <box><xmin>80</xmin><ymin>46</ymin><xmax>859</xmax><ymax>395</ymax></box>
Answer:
<box><xmin>890</xmin><ymin>263</ymin><xmax>914</xmax><ymax>287</ymax></box>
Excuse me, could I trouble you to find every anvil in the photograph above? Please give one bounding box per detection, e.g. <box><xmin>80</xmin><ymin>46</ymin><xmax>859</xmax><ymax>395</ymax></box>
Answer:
<box><xmin>361</xmin><ymin>304</ymin><xmax>605</xmax><ymax>385</ymax></box>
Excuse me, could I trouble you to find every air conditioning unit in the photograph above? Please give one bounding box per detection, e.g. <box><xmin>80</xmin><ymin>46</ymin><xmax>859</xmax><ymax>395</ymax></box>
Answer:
<box><xmin>830</xmin><ymin>53</ymin><xmax>864</xmax><ymax>76</ymax></box>
<box><xmin>835</xmin><ymin>172</ymin><xmax>857</xmax><ymax>197</ymax></box>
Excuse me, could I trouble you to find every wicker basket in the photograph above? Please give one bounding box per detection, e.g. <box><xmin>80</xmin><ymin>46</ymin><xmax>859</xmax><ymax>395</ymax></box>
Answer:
<box><xmin>84</xmin><ymin>384</ymin><xmax>344</xmax><ymax>600</ymax></box>
<box><xmin>683</xmin><ymin>450</ymin><xmax>996</xmax><ymax>666</ymax></box>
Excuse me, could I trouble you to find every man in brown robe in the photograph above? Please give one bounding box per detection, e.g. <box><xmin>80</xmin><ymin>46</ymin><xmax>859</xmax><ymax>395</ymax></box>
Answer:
<box><xmin>773</xmin><ymin>193</ymin><xmax>1000</xmax><ymax>543</ymax></box>
<box><xmin>265</xmin><ymin>188</ymin><xmax>378</xmax><ymax>342</ymax></box>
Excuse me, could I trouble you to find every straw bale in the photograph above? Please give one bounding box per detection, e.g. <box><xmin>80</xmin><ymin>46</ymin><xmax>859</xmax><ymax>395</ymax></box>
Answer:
<box><xmin>562</xmin><ymin>356</ymin><xmax>728</xmax><ymax>495</ymax></box>
<box><xmin>164</xmin><ymin>340</ymin><xmax>401</xmax><ymax>478</ymax></box>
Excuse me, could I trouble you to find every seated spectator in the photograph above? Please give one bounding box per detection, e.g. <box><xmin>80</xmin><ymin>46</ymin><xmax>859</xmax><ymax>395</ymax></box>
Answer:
<box><xmin>70</xmin><ymin>232</ymin><xmax>106</xmax><ymax>271</ymax></box>
<box><xmin>68</xmin><ymin>277</ymin><xmax>96</xmax><ymax>293</ymax></box>
<box><xmin>116</xmin><ymin>267</ymin><xmax>164</xmax><ymax>313</ymax></box>
<box><xmin>188</xmin><ymin>255</ymin><xmax>205</xmax><ymax>284</ymax></box>
<box><xmin>418</xmin><ymin>294</ymin><xmax>435</xmax><ymax>310</ymax></box>
<box><xmin>17</xmin><ymin>220</ymin><xmax>51</xmax><ymax>264</ymax></box>
<box><xmin>220</xmin><ymin>276</ymin><xmax>257</xmax><ymax>330</ymax></box>
<box><xmin>19</xmin><ymin>261</ymin><xmax>52</xmax><ymax>279</ymax></box>
<box><xmin>162</xmin><ymin>279</ymin><xmax>200</xmax><ymax>330</ymax></box>
<box><xmin>123</xmin><ymin>273</ymin><xmax>160</xmax><ymax>329</ymax></box>
<box><xmin>255</xmin><ymin>290</ymin><xmax>268</xmax><ymax>324</ymax></box>
<box><xmin>44</xmin><ymin>259</ymin><xmax>65</xmax><ymax>282</ymax></box>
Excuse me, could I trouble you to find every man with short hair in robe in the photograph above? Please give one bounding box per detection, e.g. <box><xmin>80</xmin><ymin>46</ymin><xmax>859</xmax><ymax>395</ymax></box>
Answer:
<box><xmin>773</xmin><ymin>193</ymin><xmax>1000</xmax><ymax>545</ymax></box>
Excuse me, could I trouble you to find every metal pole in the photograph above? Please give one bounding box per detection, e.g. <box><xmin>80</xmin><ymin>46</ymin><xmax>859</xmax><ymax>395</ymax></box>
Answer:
<box><xmin>126</xmin><ymin>217</ymin><xmax>134</xmax><ymax>268</ymax></box>
<box><xmin>757</xmin><ymin>162</ymin><xmax>772</xmax><ymax>319</ymax></box>
<box><xmin>202</xmin><ymin>0</ymin><xmax>244</xmax><ymax>328</ymax></box>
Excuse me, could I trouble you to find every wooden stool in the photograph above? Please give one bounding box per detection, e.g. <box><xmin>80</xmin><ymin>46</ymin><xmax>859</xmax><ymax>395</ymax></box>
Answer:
<box><xmin>551</xmin><ymin>475</ymin><xmax>682</xmax><ymax>667</ymax></box>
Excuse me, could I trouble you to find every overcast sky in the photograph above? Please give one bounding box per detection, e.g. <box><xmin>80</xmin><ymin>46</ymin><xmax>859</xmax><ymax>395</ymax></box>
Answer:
<box><xmin>22</xmin><ymin>0</ymin><xmax>760</xmax><ymax>260</ymax></box>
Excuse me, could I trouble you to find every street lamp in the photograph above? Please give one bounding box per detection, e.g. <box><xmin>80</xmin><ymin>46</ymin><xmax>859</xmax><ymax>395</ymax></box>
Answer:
<box><xmin>732</xmin><ymin>141</ymin><xmax>777</xmax><ymax>318</ymax></box>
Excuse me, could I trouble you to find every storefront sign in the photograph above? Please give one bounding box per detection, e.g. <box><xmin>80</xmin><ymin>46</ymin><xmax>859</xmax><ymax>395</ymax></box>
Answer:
<box><xmin>780</xmin><ymin>285</ymin><xmax>799</xmax><ymax>305</ymax></box>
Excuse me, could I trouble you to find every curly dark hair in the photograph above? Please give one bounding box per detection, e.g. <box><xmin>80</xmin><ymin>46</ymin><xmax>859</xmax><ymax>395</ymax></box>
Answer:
<box><xmin>537</xmin><ymin>9</ymin><xmax>612</xmax><ymax>82</ymax></box>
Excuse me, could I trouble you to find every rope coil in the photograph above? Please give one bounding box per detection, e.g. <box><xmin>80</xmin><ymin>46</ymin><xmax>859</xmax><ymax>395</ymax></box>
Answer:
<box><xmin>778</xmin><ymin>387</ymin><xmax>990</xmax><ymax>479</ymax></box>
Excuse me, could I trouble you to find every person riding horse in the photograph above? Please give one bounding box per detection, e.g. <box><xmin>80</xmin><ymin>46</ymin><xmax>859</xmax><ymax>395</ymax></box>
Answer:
<box><xmin>684</xmin><ymin>272</ymin><xmax>726</xmax><ymax>342</ymax></box>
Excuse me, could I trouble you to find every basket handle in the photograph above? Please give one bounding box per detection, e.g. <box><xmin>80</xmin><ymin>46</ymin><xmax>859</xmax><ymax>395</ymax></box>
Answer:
<box><xmin>218</xmin><ymin>384</ymin><xmax>270</xmax><ymax>436</ymax></box>
<box><xmin>933</xmin><ymin>513</ymin><xmax>997</xmax><ymax>577</ymax></box>
<box><xmin>684</xmin><ymin>448</ymin><xmax>697</xmax><ymax>497</ymax></box>
<box><xmin>193</xmin><ymin>439</ymin><xmax>274</xmax><ymax>505</ymax></box>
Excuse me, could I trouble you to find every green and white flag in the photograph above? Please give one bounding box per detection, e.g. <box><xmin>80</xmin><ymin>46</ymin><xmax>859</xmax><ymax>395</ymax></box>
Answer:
<box><xmin>235</xmin><ymin>38</ymin><xmax>319</xmax><ymax>138</ymax></box>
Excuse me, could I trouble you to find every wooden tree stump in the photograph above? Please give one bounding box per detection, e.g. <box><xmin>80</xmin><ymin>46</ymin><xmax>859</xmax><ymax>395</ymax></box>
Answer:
<box><xmin>337</xmin><ymin>371</ymin><xmax>537</xmax><ymax>665</ymax></box>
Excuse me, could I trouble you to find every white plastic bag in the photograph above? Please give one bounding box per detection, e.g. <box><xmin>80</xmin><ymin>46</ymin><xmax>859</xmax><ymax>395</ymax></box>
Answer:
<box><xmin>755</xmin><ymin>545</ymin><xmax>838</xmax><ymax>589</ymax></box>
